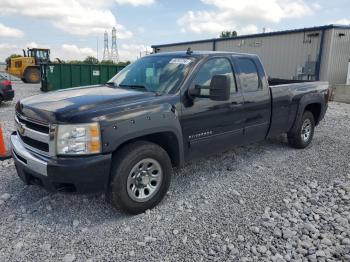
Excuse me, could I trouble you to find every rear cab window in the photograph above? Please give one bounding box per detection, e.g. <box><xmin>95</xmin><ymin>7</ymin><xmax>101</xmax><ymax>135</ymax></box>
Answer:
<box><xmin>236</xmin><ymin>58</ymin><xmax>261</xmax><ymax>92</ymax></box>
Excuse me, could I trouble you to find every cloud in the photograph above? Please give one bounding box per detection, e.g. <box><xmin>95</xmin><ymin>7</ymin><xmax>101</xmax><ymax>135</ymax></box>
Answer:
<box><xmin>50</xmin><ymin>44</ymin><xmax>96</xmax><ymax>61</ymax></box>
<box><xmin>115</xmin><ymin>0</ymin><xmax>155</xmax><ymax>6</ymax></box>
<box><xmin>0</xmin><ymin>43</ymin><xmax>18</xmax><ymax>50</ymax></box>
<box><xmin>177</xmin><ymin>0</ymin><xmax>315</xmax><ymax>35</ymax></box>
<box><xmin>118</xmin><ymin>44</ymin><xmax>152</xmax><ymax>61</ymax></box>
<box><xmin>25</xmin><ymin>42</ymin><xmax>40</xmax><ymax>49</ymax></box>
<box><xmin>0</xmin><ymin>23</ymin><xmax>24</xmax><ymax>38</ymax></box>
<box><xmin>240</xmin><ymin>25</ymin><xmax>259</xmax><ymax>35</ymax></box>
<box><xmin>0</xmin><ymin>0</ymin><xmax>132</xmax><ymax>38</ymax></box>
<box><xmin>334</xmin><ymin>19</ymin><xmax>350</xmax><ymax>25</ymax></box>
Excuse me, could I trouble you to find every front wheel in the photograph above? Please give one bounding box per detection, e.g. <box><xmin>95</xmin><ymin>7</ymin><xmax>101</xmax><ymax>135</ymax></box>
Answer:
<box><xmin>24</xmin><ymin>68</ymin><xmax>40</xmax><ymax>84</ymax></box>
<box><xmin>288</xmin><ymin>111</ymin><xmax>315</xmax><ymax>149</ymax></box>
<box><xmin>108</xmin><ymin>141</ymin><xmax>172</xmax><ymax>214</ymax></box>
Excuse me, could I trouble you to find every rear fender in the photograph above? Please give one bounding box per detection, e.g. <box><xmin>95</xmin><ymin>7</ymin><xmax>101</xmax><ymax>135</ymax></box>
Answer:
<box><xmin>290</xmin><ymin>93</ymin><xmax>324</xmax><ymax>133</ymax></box>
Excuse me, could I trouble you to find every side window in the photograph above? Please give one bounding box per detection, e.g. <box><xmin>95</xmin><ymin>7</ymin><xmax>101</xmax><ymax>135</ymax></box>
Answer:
<box><xmin>237</xmin><ymin>58</ymin><xmax>260</xmax><ymax>92</ymax></box>
<box><xmin>194</xmin><ymin>58</ymin><xmax>236</xmax><ymax>95</ymax></box>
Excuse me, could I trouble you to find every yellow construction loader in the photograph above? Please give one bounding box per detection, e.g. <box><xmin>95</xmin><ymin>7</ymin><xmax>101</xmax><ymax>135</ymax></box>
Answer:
<box><xmin>6</xmin><ymin>48</ymin><xmax>50</xmax><ymax>83</ymax></box>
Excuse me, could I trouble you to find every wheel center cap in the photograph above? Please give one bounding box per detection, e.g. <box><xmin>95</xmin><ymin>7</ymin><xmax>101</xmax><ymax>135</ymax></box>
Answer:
<box><xmin>141</xmin><ymin>175</ymin><xmax>150</xmax><ymax>185</ymax></box>
<box><xmin>136</xmin><ymin>171</ymin><xmax>149</xmax><ymax>186</ymax></box>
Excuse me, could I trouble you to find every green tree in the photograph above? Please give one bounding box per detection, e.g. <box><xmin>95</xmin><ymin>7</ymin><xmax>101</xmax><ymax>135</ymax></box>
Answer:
<box><xmin>220</xmin><ymin>31</ymin><xmax>238</xmax><ymax>38</ymax></box>
<box><xmin>83</xmin><ymin>56</ymin><xmax>99</xmax><ymax>64</ymax></box>
<box><xmin>116</xmin><ymin>61</ymin><xmax>131</xmax><ymax>67</ymax></box>
<box><xmin>100</xmin><ymin>60</ymin><xmax>115</xmax><ymax>65</ymax></box>
<box><xmin>68</xmin><ymin>60</ymin><xmax>83</xmax><ymax>64</ymax></box>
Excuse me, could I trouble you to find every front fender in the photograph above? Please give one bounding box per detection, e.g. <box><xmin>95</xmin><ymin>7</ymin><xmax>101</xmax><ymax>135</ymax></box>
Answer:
<box><xmin>100</xmin><ymin>103</ymin><xmax>184</xmax><ymax>165</ymax></box>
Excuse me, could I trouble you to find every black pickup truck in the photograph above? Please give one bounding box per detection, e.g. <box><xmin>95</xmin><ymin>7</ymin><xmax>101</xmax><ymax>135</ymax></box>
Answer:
<box><xmin>11</xmin><ymin>51</ymin><xmax>330</xmax><ymax>214</ymax></box>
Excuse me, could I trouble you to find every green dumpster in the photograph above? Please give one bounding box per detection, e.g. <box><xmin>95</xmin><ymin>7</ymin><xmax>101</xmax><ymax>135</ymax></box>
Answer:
<box><xmin>40</xmin><ymin>63</ymin><xmax>126</xmax><ymax>92</ymax></box>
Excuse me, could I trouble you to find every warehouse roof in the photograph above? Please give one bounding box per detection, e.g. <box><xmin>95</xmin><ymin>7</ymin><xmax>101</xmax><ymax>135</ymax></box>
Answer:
<box><xmin>152</xmin><ymin>24</ymin><xmax>350</xmax><ymax>49</ymax></box>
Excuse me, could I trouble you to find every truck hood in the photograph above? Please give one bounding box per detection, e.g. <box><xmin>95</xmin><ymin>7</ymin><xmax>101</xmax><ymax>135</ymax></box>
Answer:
<box><xmin>17</xmin><ymin>85</ymin><xmax>157</xmax><ymax>123</ymax></box>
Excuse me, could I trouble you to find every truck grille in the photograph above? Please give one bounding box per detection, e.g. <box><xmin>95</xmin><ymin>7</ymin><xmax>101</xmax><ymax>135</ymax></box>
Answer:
<box><xmin>18</xmin><ymin>134</ymin><xmax>49</xmax><ymax>152</ymax></box>
<box><xmin>15</xmin><ymin>112</ymin><xmax>54</xmax><ymax>156</ymax></box>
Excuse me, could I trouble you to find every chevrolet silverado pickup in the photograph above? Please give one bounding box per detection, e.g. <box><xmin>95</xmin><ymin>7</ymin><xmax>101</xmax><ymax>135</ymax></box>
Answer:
<box><xmin>11</xmin><ymin>51</ymin><xmax>330</xmax><ymax>214</ymax></box>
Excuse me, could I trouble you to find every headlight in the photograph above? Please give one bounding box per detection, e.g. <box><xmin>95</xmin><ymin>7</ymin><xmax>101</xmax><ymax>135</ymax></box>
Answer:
<box><xmin>57</xmin><ymin>123</ymin><xmax>101</xmax><ymax>155</ymax></box>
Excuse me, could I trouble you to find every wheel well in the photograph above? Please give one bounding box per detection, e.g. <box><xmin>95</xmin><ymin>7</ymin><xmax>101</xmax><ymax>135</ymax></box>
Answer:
<box><xmin>115</xmin><ymin>132</ymin><xmax>181</xmax><ymax>167</ymax></box>
<box><xmin>305</xmin><ymin>103</ymin><xmax>321</xmax><ymax>125</ymax></box>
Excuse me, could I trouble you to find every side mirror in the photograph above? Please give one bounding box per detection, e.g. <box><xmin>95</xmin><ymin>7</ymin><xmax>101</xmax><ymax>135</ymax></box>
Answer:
<box><xmin>188</xmin><ymin>75</ymin><xmax>230</xmax><ymax>101</ymax></box>
<box><xmin>209</xmin><ymin>75</ymin><xmax>230</xmax><ymax>101</ymax></box>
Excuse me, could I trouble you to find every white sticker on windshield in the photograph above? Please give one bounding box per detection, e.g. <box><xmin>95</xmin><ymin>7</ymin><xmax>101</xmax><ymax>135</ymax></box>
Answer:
<box><xmin>169</xmin><ymin>58</ymin><xmax>192</xmax><ymax>65</ymax></box>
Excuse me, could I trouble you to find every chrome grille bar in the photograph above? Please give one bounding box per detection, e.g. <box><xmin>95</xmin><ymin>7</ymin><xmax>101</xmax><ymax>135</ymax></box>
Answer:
<box><xmin>15</xmin><ymin>116</ymin><xmax>49</xmax><ymax>143</ymax></box>
<box><xmin>15</xmin><ymin>112</ymin><xmax>56</xmax><ymax>157</ymax></box>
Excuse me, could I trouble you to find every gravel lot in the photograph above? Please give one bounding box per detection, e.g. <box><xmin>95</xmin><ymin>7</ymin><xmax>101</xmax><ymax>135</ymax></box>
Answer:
<box><xmin>0</xmin><ymin>82</ymin><xmax>350</xmax><ymax>261</ymax></box>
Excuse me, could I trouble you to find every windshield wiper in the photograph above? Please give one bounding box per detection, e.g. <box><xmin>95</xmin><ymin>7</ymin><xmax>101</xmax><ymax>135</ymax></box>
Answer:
<box><xmin>119</xmin><ymin>84</ymin><xmax>149</xmax><ymax>90</ymax></box>
<box><xmin>108</xmin><ymin>83</ymin><xmax>161</xmax><ymax>95</ymax></box>
<box><xmin>105</xmin><ymin>82</ymin><xmax>117</xmax><ymax>87</ymax></box>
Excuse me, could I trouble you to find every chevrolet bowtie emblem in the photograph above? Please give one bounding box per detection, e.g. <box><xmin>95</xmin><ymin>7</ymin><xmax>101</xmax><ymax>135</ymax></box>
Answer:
<box><xmin>18</xmin><ymin>124</ymin><xmax>25</xmax><ymax>135</ymax></box>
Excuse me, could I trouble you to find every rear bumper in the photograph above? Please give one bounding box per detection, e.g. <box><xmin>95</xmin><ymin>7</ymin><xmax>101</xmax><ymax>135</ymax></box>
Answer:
<box><xmin>11</xmin><ymin>133</ymin><xmax>112</xmax><ymax>194</ymax></box>
<box><xmin>1</xmin><ymin>89</ymin><xmax>14</xmax><ymax>101</ymax></box>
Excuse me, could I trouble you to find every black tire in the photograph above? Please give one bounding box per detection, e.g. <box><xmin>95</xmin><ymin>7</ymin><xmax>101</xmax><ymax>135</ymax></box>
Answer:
<box><xmin>288</xmin><ymin>111</ymin><xmax>315</xmax><ymax>149</ymax></box>
<box><xmin>24</xmin><ymin>68</ymin><xmax>40</xmax><ymax>84</ymax></box>
<box><xmin>21</xmin><ymin>77</ymin><xmax>27</xmax><ymax>83</ymax></box>
<box><xmin>108</xmin><ymin>141</ymin><xmax>172</xmax><ymax>214</ymax></box>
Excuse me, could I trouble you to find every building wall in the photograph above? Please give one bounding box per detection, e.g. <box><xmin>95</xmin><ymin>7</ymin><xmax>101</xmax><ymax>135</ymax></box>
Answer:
<box><xmin>318</xmin><ymin>29</ymin><xmax>334</xmax><ymax>82</ymax></box>
<box><xmin>156</xmin><ymin>31</ymin><xmax>323</xmax><ymax>80</ymax></box>
<box><xmin>155</xmin><ymin>42</ymin><xmax>213</xmax><ymax>52</ymax></box>
<box><xmin>154</xmin><ymin>27</ymin><xmax>350</xmax><ymax>84</ymax></box>
<box><xmin>327</xmin><ymin>29</ymin><xmax>350</xmax><ymax>84</ymax></box>
<box><xmin>215</xmin><ymin>31</ymin><xmax>322</xmax><ymax>80</ymax></box>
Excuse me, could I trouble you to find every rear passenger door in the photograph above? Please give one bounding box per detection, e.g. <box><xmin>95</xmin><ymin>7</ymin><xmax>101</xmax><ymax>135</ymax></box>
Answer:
<box><xmin>234</xmin><ymin>56</ymin><xmax>271</xmax><ymax>142</ymax></box>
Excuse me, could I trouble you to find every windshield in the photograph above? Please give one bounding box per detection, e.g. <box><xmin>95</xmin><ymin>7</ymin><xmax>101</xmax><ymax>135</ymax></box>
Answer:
<box><xmin>108</xmin><ymin>56</ymin><xmax>194</xmax><ymax>94</ymax></box>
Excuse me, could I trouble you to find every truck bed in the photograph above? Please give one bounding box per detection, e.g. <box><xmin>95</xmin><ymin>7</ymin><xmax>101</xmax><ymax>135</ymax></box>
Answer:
<box><xmin>268</xmin><ymin>79</ymin><xmax>329</xmax><ymax>137</ymax></box>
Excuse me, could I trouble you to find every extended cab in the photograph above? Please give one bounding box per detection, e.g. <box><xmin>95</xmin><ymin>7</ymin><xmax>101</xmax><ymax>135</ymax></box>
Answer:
<box><xmin>11</xmin><ymin>51</ymin><xmax>330</xmax><ymax>214</ymax></box>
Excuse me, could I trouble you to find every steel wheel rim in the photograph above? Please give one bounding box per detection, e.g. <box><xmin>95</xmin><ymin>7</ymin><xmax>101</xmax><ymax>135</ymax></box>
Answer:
<box><xmin>127</xmin><ymin>158</ymin><xmax>163</xmax><ymax>202</ymax></box>
<box><xmin>301</xmin><ymin>119</ymin><xmax>312</xmax><ymax>142</ymax></box>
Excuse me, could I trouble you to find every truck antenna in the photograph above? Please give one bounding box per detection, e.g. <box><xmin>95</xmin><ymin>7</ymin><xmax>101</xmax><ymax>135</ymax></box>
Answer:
<box><xmin>186</xmin><ymin>47</ymin><xmax>193</xmax><ymax>55</ymax></box>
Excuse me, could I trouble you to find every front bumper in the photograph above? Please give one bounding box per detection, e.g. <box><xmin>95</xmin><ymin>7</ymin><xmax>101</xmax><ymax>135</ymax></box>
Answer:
<box><xmin>11</xmin><ymin>132</ymin><xmax>112</xmax><ymax>194</ymax></box>
<box><xmin>1</xmin><ymin>89</ymin><xmax>14</xmax><ymax>101</ymax></box>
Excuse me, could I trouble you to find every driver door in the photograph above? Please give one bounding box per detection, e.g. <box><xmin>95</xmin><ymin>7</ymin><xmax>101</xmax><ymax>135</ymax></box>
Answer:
<box><xmin>180</xmin><ymin>57</ymin><xmax>245</xmax><ymax>160</ymax></box>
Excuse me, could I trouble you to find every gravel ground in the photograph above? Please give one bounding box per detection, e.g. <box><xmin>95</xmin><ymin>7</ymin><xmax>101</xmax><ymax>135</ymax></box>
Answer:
<box><xmin>0</xmin><ymin>82</ymin><xmax>350</xmax><ymax>261</ymax></box>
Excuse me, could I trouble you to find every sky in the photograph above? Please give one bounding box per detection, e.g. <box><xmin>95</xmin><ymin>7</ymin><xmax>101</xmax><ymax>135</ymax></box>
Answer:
<box><xmin>0</xmin><ymin>0</ymin><xmax>349</xmax><ymax>62</ymax></box>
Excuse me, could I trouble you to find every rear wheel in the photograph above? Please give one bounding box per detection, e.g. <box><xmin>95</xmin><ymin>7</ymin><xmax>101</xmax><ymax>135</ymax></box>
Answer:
<box><xmin>288</xmin><ymin>111</ymin><xmax>315</xmax><ymax>148</ymax></box>
<box><xmin>108</xmin><ymin>141</ymin><xmax>172</xmax><ymax>214</ymax></box>
<box><xmin>24</xmin><ymin>68</ymin><xmax>40</xmax><ymax>84</ymax></box>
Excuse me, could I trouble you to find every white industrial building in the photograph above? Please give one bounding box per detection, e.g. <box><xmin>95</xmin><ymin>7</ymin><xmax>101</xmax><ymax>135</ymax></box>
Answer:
<box><xmin>152</xmin><ymin>25</ymin><xmax>350</xmax><ymax>85</ymax></box>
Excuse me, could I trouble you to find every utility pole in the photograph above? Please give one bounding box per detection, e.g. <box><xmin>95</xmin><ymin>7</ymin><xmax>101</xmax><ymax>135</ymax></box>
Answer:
<box><xmin>102</xmin><ymin>31</ymin><xmax>109</xmax><ymax>61</ymax></box>
<box><xmin>110</xmin><ymin>27</ymin><xmax>120</xmax><ymax>63</ymax></box>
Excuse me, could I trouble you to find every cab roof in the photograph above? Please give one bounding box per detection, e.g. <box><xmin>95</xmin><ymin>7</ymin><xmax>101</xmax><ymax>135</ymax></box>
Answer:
<box><xmin>150</xmin><ymin>51</ymin><xmax>258</xmax><ymax>59</ymax></box>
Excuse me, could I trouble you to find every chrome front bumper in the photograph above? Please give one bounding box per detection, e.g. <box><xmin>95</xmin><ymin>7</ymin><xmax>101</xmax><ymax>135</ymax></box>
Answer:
<box><xmin>11</xmin><ymin>133</ymin><xmax>48</xmax><ymax>176</ymax></box>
